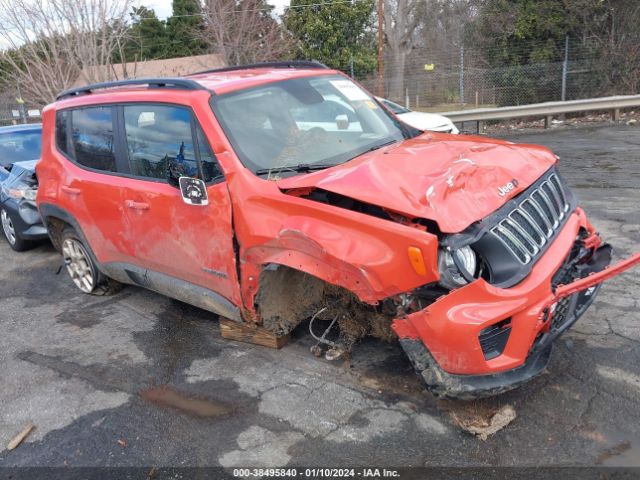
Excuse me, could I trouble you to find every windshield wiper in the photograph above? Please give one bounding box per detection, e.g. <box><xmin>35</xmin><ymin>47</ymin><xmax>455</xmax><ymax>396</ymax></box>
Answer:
<box><xmin>255</xmin><ymin>163</ymin><xmax>335</xmax><ymax>176</ymax></box>
<box><xmin>364</xmin><ymin>139</ymin><xmax>399</xmax><ymax>153</ymax></box>
<box><xmin>343</xmin><ymin>139</ymin><xmax>399</xmax><ymax>163</ymax></box>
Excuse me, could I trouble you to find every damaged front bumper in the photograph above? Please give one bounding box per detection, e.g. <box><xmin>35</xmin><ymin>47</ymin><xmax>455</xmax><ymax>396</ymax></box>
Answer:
<box><xmin>1</xmin><ymin>197</ymin><xmax>48</xmax><ymax>240</ymax></box>
<box><xmin>392</xmin><ymin>208</ymin><xmax>640</xmax><ymax>399</ymax></box>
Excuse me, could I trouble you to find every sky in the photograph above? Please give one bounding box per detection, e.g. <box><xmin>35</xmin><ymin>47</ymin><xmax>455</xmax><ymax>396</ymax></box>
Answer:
<box><xmin>143</xmin><ymin>0</ymin><xmax>292</xmax><ymax>18</ymax></box>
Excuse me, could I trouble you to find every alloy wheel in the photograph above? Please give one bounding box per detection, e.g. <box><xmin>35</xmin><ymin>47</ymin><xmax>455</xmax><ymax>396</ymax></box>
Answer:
<box><xmin>61</xmin><ymin>238</ymin><xmax>95</xmax><ymax>293</ymax></box>
<box><xmin>1</xmin><ymin>209</ymin><xmax>16</xmax><ymax>245</ymax></box>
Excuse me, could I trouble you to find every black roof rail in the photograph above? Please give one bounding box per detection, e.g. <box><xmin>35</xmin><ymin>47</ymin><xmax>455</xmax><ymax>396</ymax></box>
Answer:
<box><xmin>192</xmin><ymin>60</ymin><xmax>330</xmax><ymax>76</ymax></box>
<box><xmin>56</xmin><ymin>77</ymin><xmax>208</xmax><ymax>101</ymax></box>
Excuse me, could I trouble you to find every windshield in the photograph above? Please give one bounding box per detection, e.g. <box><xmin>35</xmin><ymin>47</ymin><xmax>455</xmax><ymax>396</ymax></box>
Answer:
<box><xmin>0</xmin><ymin>129</ymin><xmax>42</xmax><ymax>168</ymax></box>
<box><xmin>212</xmin><ymin>75</ymin><xmax>416</xmax><ymax>175</ymax></box>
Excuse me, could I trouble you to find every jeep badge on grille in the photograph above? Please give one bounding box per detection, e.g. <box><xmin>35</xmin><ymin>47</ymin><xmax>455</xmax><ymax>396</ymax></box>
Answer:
<box><xmin>498</xmin><ymin>179</ymin><xmax>519</xmax><ymax>197</ymax></box>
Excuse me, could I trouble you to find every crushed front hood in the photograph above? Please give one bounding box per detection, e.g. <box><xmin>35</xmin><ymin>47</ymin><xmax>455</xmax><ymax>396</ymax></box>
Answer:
<box><xmin>277</xmin><ymin>133</ymin><xmax>558</xmax><ymax>233</ymax></box>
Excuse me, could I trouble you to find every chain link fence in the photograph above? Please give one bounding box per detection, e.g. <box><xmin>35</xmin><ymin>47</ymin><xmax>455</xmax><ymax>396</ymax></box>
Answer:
<box><xmin>0</xmin><ymin>90</ymin><xmax>41</xmax><ymax>127</ymax></box>
<box><xmin>359</xmin><ymin>38</ymin><xmax>640</xmax><ymax>112</ymax></box>
<box><xmin>360</xmin><ymin>60</ymin><xmax>611</xmax><ymax>111</ymax></box>
<box><xmin>364</xmin><ymin>60</ymin><xmax>584</xmax><ymax>110</ymax></box>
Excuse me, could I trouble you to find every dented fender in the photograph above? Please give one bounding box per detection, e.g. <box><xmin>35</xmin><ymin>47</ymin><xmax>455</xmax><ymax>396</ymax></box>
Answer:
<box><xmin>226</xmin><ymin>173</ymin><xmax>441</xmax><ymax>319</ymax></box>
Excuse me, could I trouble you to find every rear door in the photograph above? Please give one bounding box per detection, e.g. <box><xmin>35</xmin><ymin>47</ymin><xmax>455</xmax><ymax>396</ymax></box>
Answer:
<box><xmin>55</xmin><ymin>106</ymin><xmax>132</xmax><ymax>265</ymax></box>
<box><xmin>119</xmin><ymin>103</ymin><xmax>238</xmax><ymax>304</ymax></box>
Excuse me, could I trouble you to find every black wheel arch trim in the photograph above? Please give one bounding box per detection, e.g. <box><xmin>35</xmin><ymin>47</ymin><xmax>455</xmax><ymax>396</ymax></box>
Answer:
<box><xmin>39</xmin><ymin>203</ymin><xmax>97</xmax><ymax>257</ymax></box>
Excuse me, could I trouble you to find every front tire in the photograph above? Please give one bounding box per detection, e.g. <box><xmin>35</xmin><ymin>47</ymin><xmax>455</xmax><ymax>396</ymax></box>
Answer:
<box><xmin>1</xmin><ymin>207</ymin><xmax>34</xmax><ymax>252</ymax></box>
<box><xmin>60</xmin><ymin>228</ymin><xmax>122</xmax><ymax>295</ymax></box>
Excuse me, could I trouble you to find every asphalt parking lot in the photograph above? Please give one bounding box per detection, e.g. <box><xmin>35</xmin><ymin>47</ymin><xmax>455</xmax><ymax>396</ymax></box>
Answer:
<box><xmin>1</xmin><ymin>125</ymin><xmax>639</xmax><ymax>469</ymax></box>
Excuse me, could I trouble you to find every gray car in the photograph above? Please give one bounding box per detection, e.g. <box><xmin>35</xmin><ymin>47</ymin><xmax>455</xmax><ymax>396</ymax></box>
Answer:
<box><xmin>0</xmin><ymin>124</ymin><xmax>47</xmax><ymax>251</ymax></box>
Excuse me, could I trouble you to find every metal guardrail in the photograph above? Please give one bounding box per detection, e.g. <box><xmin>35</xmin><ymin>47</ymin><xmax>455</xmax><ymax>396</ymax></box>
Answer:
<box><xmin>441</xmin><ymin>94</ymin><xmax>640</xmax><ymax>131</ymax></box>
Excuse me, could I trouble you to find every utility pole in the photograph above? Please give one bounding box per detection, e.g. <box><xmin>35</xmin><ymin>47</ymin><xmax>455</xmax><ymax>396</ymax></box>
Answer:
<box><xmin>561</xmin><ymin>35</ymin><xmax>569</xmax><ymax>101</ymax></box>
<box><xmin>376</xmin><ymin>0</ymin><xmax>384</xmax><ymax>97</ymax></box>
<box><xmin>349</xmin><ymin>0</ymin><xmax>355</xmax><ymax>79</ymax></box>
<box><xmin>459</xmin><ymin>44</ymin><xmax>465</xmax><ymax>105</ymax></box>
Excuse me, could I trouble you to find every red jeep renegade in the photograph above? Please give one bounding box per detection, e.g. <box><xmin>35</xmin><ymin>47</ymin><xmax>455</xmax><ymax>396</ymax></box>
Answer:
<box><xmin>36</xmin><ymin>61</ymin><xmax>639</xmax><ymax>399</ymax></box>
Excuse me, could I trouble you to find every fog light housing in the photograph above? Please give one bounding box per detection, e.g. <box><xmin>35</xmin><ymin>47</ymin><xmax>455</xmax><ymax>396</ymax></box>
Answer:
<box><xmin>479</xmin><ymin>318</ymin><xmax>512</xmax><ymax>360</ymax></box>
<box><xmin>438</xmin><ymin>246</ymin><xmax>477</xmax><ymax>289</ymax></box>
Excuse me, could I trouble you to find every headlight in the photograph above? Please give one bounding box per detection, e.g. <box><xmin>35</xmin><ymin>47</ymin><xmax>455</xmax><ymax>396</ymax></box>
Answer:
<box><xmin>438</xmin><ymin>246</ymin><xmax>477</xmax><ymax>289</ymax></box>
<box><xmin>1</xmin><ymin>184</ymin><xmax>37</xmax><ymax>202</ymax></box>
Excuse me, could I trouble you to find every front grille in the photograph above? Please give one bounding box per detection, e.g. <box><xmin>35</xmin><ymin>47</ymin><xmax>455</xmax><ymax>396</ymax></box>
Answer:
<box><xmin>491</xmin><ymin>173</ymin><xmax>569</xmax><ymax>265</ymax></box>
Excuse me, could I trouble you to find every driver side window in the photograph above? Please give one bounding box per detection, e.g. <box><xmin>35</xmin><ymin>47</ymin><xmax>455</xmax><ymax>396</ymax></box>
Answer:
<box><xmin>123</xmin><ymin>104</ymin><xmax>223</xmax><ymax>183</ymax></box>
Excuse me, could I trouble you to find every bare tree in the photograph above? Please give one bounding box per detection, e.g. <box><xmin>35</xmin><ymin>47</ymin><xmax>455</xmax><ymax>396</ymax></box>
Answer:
<box><xmin>199</xmin><ymin>0</ymin><xmax>291</xmax><ymax>66</ymax></box>
<box><xmin>383</xmin><ymin>0</ymin><xmax>425</xmax><ymax>102</ymax></box>
<box><xmin>0</xmin><ymin>0</ymin><xmax>134</xmax><ymax>106</ymax></box>
<box><xmin>577</xmin><ymin>0</ymin><xmax>640</xmax><ymax>95</ymax></box>
<box><xmin>417</xmin><ymin>0</ymin><xmax>480</xmax><ymax>53</ymax></box>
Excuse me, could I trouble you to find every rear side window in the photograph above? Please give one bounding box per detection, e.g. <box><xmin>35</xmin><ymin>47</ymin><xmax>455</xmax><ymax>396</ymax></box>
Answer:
<box><xmin>123</xmin><ymin>104</ymin><xmax>222</xmax><ymax>182</ymax></box>
<box><xmin>70</xmin><ymin>107</ymin><xmax>117</xmax><ymax>172</ymax></box>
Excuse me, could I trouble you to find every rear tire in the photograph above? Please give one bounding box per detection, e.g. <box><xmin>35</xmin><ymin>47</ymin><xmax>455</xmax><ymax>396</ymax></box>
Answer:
<box><xmin>1</xmin><ymin>207</ymin><xmax>34</xmax><ymax>252</ymax></box>
<box><xmin>60</xmin><ymin>227</ymin><xmax>122</xmax><ymax>296</ymax></box>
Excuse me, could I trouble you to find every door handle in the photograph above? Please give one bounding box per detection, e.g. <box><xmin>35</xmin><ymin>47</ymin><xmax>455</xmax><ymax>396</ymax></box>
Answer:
<box><xmin>125</xmin><ymin>200</ymin><xmax>150</xmax><ymax>211</ymax></box>
<box><xmin>61</xmin><ymin>185</ymin><xmax>81</xmax><ymax>195</ymax></box>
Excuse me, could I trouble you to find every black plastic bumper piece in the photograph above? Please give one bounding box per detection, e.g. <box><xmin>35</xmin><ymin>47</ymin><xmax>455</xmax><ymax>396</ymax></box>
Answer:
<box><xmin>400</xmin><ymin>338</ymin><xmax>553</xmax><ymax>400</ymax></box>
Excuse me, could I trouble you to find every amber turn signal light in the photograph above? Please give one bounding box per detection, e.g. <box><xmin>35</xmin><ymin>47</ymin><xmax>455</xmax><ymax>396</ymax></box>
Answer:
<box><xmin>408</xmin><ymin>246</ymin><xmax>427</xmax><ymax>276</ymax></box>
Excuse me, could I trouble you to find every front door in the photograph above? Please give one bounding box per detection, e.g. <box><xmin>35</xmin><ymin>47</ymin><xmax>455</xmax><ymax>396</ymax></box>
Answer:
<box><xmin>119</xmin><ymin>103</ymin><xmax>239</xmax><ymax>305</ymax></box>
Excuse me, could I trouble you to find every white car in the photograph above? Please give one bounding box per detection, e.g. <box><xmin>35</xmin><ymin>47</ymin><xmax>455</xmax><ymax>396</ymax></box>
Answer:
<box><xmin>377</xmin><ymin>97</ymin><xmax>459</xmax><ymax>134</ymax></box>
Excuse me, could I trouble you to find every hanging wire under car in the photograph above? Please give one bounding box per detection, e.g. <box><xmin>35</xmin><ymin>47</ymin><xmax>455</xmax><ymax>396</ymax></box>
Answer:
<box><xmin>308</xmin><ymin>306</ymin><xmax>345</xmax><ymax>361</ymax></box>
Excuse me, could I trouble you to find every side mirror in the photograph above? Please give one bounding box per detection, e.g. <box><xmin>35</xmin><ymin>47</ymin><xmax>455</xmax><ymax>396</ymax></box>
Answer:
<box><xmin>179</xmin><ymin>177</ymin><xmax>209</xmax><ymax>206</ymax></box>
<box><xmin>335</xmin><ymin>114</ymin><xmax>350</xmax><ymax>130</ymax></box>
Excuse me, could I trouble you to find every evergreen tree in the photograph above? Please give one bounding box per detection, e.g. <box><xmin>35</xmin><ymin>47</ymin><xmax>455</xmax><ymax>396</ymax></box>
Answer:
<box><xmin>125</xmin><ymin>6</ymin><xmax>170</xmax><ymax>61</ymax></box>
<box><xmin>165</xmin><ymin>0</ymin><xmax>208</xmax><ymax>57</ymax></box>
<box><xmin>283</xmin><ymin>0</ymin><xmax>376</xmax><ymax>78</ymax></box>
